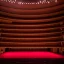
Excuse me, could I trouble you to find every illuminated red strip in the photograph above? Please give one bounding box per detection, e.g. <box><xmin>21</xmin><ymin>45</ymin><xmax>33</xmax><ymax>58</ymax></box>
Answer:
<box><xmin>0</xmin><ymin>52</ymin><xmax>63</xmax><ymax>58</ymax></box>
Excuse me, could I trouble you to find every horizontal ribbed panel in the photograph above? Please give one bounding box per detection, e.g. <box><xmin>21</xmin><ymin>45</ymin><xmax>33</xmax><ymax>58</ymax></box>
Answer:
<box><xmin>0</xmin><ymin>1</ymin><xmax>64</xmax><ymax>48</ymax></box>
<box><xmin>0</xmin><ymin>4</ymin><xmax>64</xmax><ymax>15</ymax></box>
<box><xmin>0</xmin><ymin>42</ymin><xmax>61</xmax><ymax>47</ymax></box>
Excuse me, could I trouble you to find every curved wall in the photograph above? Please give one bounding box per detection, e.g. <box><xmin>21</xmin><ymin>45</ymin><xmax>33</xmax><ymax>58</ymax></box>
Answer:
<box><xmin>0</xmin><ymin>0</ymin><xmax>64</xmax><ymax>52</ymax></box>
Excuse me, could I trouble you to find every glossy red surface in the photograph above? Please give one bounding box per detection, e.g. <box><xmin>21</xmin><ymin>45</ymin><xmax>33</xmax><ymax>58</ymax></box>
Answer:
<box><xmin>0</xmin><ymin>52</ymin><xmax>63</xmax><ymax>58</ymax></box>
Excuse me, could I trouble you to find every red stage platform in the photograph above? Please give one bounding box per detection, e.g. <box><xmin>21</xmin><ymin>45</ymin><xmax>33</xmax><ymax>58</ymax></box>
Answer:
<box><xmin>0</xmin><ymin>51</ymin><xmax>63</xmax><ymax>59</ymax></box>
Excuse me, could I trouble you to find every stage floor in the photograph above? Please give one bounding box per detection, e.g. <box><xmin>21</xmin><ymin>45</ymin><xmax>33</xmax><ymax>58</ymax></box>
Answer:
<box><xmin>0</xmin><ymin>51</ymin><xmax>64</xmax><ymax>64</ymax></box>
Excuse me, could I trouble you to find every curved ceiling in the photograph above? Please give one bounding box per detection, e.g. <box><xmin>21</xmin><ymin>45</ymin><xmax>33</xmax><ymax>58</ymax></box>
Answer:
<box><xmin>0</xmin><ymin>0</ymin><xmax>64</xmax><ymax>9</ymax></box>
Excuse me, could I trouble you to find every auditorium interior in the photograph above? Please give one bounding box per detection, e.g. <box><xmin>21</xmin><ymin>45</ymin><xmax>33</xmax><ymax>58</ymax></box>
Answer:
<box><xmin>0</xmin><ymin>0</ymin><xmax>64</xmax><ymax>64</ymax></box>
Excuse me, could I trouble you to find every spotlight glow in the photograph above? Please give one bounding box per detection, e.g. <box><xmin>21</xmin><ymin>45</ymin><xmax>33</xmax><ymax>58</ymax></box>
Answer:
<box><xmin>0</xmin><ymin>0</ymin><xmax>58</xmax><ymax>5</ymax></box>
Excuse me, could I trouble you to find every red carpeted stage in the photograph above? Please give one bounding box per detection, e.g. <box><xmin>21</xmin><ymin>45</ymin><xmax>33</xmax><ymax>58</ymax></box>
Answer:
<box><xmin>0</xmin><ymin>51</ymin><xmax>63</xmax><ymax>58</ymax></box>
<box><xmin>0</xmin><ymin>51</ymin><xmax>64</xmax><ymax>64</ymax></box>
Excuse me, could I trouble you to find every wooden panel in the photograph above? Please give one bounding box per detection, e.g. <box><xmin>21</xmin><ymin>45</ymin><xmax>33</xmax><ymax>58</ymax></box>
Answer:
<box><xmin>0</xmin><ymin>37</ymin><xmax>62</xmax><ymax>42</ymax></box>
<box><xmin>0</xmin><ymin>10</ymin><xmax>64</xmax><ymax>19</ymax></box>
<box><xmin>0</xmin><ymin>42</ymin><xmax>61</xmax><ymax>47</ymax></box>
<box><xmin>0</xmin><ymin>0</ymin><xmax>63</xmax><ymax>49</ymax></box>
<box><xmin>0</xmin><ymin>16</ymin><xmax>63</xmax><ymax>24</ymax></box>
<box><xmin>1</xmin><ymin>28</ymin><xmax>61</xmax><ymax>33</ymax></box>
<box><xmin>0</xmin><ymin>4</ymin><xmax>64</xmax><ymax>15</ymax></box>
<box><xmin>0</xmin><ymin>22</ymin><xmax>61</xmax><ymax>28</ymax></box>
<box><xmin>1</xmin><ymin>32</ymin><xmax>61</xmax><ymax>37</ymax></box>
